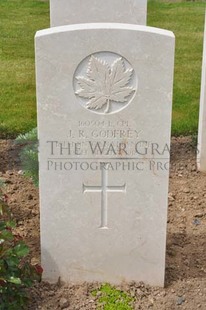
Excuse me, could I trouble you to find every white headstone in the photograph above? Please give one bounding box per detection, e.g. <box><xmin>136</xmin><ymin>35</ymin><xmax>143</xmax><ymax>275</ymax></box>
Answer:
<box><xmin>198</xmin><ymin>12</ymin><xmax>206</xmax><ymax>172</ymax></box>
<box><xmin>36</xmin><ymin>23</ymin><xmax>175</xmax><ymax>287</ymax></box>
<box><xmin>50</xmin><ymin>0</ymin><xmax>147</xmax><ymax>27</ymax></box>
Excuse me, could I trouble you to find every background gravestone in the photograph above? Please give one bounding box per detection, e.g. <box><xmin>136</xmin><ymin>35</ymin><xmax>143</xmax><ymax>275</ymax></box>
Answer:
<box><xmin>36</xmin><ymin>23</ymin><xmax>175</xmax><ymax>286</ymax></box>
<box><xmin>198</xmin><ymin>12</ymin><xmax>206</xmax><ymax>172</ymax></box>
<box><xmin>50</xmin><ymin>0</ymin><xmax>147</xmax><ymax>27</ymax></box>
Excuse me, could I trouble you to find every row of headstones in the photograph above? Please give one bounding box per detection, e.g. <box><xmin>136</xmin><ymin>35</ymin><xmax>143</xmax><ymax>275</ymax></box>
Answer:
<box><xmin>35</xmin><ymin>0</ymin><xmax>174</xmax><ymax>287</ymax></box>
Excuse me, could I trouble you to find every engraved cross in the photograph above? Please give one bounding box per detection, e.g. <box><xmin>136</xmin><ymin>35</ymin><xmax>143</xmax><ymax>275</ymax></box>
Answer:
<box><xmin>83</xmin><ymin>164</ymin><xmax>126</xmax><ymax>229</ymax></box>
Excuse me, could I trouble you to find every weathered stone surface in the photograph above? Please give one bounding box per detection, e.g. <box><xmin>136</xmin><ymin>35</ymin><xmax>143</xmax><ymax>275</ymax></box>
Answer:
<box><xmin>50</xmin><ymin>0</ymin><xmax>147</xmax><ymax>27</ymax></box>
<box><xmin>35</xmin><ymin>23</ymin><xmax>175</xmax><ymax>286</ymax></box>
<box><xmin>198</xmin><ymin>12</ymin><xmax>206</xmax><ymax>172</ymax></box>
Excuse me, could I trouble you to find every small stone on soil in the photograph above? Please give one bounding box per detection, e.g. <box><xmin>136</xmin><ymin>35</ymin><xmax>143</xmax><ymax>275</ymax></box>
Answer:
<box><xmin>193</xmin><ymin>218</ymin><xmax>201</xmax><ymax>226</ymax></box>
<box><xmin>183</xmin><ymin>188</ymin><xmax>190</xmax><ymax>193</ymax></box>
<box><xmin>177</xmin><ymin>296</ymin><xmax>185</xmax><ymax>305</ymax></box>
<box><xmin>59</xmin><ymin>297</ymin><xmax>69</xmax><ymax>309</ymax></box>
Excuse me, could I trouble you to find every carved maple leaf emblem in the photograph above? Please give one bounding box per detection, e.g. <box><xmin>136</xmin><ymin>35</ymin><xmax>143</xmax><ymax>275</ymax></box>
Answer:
<box><xmin>75</xmin><ymin>56</ymin><xmax>135</xmax><ymax>113</ymax></box>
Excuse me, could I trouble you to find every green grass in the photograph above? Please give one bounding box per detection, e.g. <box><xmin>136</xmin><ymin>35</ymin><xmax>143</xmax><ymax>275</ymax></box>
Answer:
<box><xmin>148</xmin><ymin>0</ymin><xmax>205</xmax><ymax>135</ymax></box>
<box><xmin>0</xmin><ymin>0</ymin><xmax>49</xmax><ymax>138</ymax></box>
<box><xmin>92</xmin><ymin>284</ymin><xmax>134</xmax><ymax>310</ymax></box>
<box><xmin>0</xmin><ymin>0</ymin><xmax>205</xmax><ymax>137</ymax></box>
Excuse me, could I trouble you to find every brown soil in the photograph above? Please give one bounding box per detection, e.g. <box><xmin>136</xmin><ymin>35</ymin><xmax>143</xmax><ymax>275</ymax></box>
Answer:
<box><xmin>0</xmin><ymin>137</ymin><xmax>206</xmax><ymax>310</ymax></box>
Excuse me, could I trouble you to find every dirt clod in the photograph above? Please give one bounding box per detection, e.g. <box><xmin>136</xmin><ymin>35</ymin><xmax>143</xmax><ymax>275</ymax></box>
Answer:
<box><xmin>59</xmin><ymin>297</ymin><xmax>70</xmax><ymax>309</ymax></box>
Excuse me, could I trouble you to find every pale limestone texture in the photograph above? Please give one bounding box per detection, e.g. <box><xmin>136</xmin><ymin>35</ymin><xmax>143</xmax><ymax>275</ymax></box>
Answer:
<box><xmin>35</xmin><ymin>23</ymin><xmax>175</xmax><ymax>286</ymax></box>
<box><xmin>198</xmin><ymin>12</ymin><xmax>206</xmax><ymax>172</ymax></box>
<box><xmin>50</xmin><ymin>0</ymin><xmax>147</xmax><ymax>27</ymax></box>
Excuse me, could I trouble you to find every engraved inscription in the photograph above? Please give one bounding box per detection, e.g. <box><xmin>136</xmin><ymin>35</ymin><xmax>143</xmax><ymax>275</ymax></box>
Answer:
<box><xmin>74</xmin><ymin>52</ymin><xmax>137</xmax><ymax>114</ymax></box>
<box><xmin>83</xmin><ymin>164</ymin><xmax>126</xmax><ymax>229</ymax></box>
